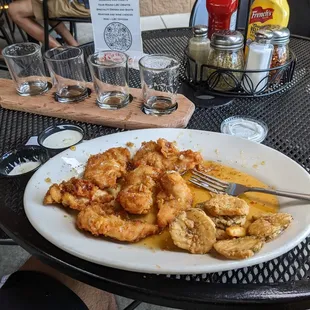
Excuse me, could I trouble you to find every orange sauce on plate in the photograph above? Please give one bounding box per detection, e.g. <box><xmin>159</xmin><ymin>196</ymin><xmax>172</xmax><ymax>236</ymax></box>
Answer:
<box><xmin>136</xmin><ymin>161</ymin><xmax>279</xmax><ymax>251</ymax></box>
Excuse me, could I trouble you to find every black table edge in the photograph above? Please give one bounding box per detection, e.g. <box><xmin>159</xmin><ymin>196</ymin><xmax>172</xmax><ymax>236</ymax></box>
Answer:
<box><xmin>1</xmin><ymin>219</ymin><xmax>310</xmax><ymax>310</ymax></box>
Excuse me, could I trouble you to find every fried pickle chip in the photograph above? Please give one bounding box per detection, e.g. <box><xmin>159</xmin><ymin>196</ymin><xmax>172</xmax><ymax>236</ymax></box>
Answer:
<box><xmin>201</xmin><ymin>194</ymin><xmax>249</xmax><ymax>229</ymax></box>
<box><xmin>210</xmin><ymin>215</ymin><xmax>247</xmax><ymax>230</ymax></box>
<box><xmin>226</xmin><ymin>226</ymin><xmax>246</xmax><ymax>238</ymax></box>
<box><xmin>203</xmin><ymin>194</ymin><xmax>249</xmax><ymax>217</ymax></box>
<box><xmin>216</xmin><ymin>229</ymin><xmax>231</xmax><ymax>240</ymax></box>
<box><xmin>248</xmin><ymin>213</ymin><xmax>293</xmax><ymax>241</ymax></box>
<box><xmin>169</xmin><ymin>208</ymin><xmax>216</xmax><ymax>254</ymax></box>
<box><xmin>213</xmin><ymin>236</ymin><xmax>264</xmax><ymax>259</ymax></box>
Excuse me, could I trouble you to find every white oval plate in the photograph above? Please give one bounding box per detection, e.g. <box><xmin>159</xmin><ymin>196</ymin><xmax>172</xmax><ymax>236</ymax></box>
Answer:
<box><xmin>24</xmin><ymin>129</ymin><xmax>310</xmax><ymax>275</ymax></box>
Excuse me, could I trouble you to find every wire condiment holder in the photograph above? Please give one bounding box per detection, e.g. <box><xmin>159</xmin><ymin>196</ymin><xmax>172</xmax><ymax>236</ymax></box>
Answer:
<box><xmin>183</xmin><ymin>47</ymin><xmax>297</xmax><ymax>98</ymax></box>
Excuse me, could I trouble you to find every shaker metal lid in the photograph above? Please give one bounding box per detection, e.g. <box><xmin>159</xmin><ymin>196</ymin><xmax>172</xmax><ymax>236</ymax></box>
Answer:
<box><xmin>261</xmin><ymin>25</ymin><xmax>290</xmax><ymax>44</ymax></box>
<box><xmin>255</xmin><ymin>29</ymin><xmax>274</xmax><ymax>44</ymax></box>
<box><xmin>210</xmin><ymin>30</ymin><xmax>244</xmax><ymax>50</ymax></box>
<box><xmin>192</xmin><ymin>25</ymin><xmax>208</xmax><ymax>36</ymax></box>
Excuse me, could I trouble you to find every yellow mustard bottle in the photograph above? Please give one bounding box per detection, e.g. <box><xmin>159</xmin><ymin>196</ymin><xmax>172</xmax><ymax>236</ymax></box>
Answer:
<box><xmin>246</xmin><ymin>0</ymin><xmax>290</xmax><ymax>51</ymax></box>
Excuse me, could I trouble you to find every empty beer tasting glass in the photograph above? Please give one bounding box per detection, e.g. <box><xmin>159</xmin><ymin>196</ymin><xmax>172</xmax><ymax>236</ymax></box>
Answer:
<box><xmin>44</xmin><ymin>46</ymin><xmax>88</xmax><ymax>103</ymax></box>
<box><xmin>139</xmin><ymin>54</ymin><xmax>180</xmax><ymax>115</ymax></box>
<box><xmin>88</xmin><ymin>51</ymin><xmax>130</xmax><ymax>109</ymax></box>
<box><xmin>2</xmin><ymin>43</ymin><xmax>49</xmax><ymax>96</ymax></box>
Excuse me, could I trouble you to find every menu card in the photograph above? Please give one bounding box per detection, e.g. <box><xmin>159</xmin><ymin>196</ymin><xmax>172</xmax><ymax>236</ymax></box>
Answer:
<box><xmin>89</xmin><ymin>0</ymin><xmax>144</xmax><ymax>65</ymax></box>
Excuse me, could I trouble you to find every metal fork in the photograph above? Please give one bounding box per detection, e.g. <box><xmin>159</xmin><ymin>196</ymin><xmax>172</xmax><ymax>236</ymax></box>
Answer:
<box><xmin>190</xmin><ymin>169</ymin><xmax>310</xmax><ymax>201</ymax></box>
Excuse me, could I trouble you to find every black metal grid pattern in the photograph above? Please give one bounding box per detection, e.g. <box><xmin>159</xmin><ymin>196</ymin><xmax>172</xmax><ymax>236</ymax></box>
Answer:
<box><xmin>1</xmin><ymin>28</ymin><xmax>310</xmax><ymax>286</ymax></box>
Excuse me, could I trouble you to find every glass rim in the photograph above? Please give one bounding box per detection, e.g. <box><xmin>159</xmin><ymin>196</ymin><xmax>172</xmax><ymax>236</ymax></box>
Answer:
<box><xmin>139</xmin><ymin>54</ymin><xmax>180</xmax><ymax>72</ymax></box>
<box><xmin>44</xmin><ymin>46</ymin><xmax>83</xmax><ymax>62</ymax></box>
<box><xmin>2</xmin><ymin>42</ymin><xmax>41</xmax><ymax>59</ymax></box>
<box><xmin>88</xmin><ymin>50</ymin><xmax>128</xmax><ymax>68</ymax></box>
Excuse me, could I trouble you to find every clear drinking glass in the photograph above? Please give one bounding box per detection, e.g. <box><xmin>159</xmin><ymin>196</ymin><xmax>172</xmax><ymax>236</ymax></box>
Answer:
<box><xmin>139</xmin><ymin>54</ymin><xmax>180</xmax><ymax>115</ymax></box>
<box><xmin>88</xmin><ymin>51</ymin><xmax>129</xmax><ymax>109</ymax></box>
<box><xmin>2</xmin><ymin>43</ymin><xmax>49</xmax><ymax>96</ymax></box>
<box><xmin>44</xmin><ymin>47</ymin><xmax>88</xmax><ymax>103</ymax></box>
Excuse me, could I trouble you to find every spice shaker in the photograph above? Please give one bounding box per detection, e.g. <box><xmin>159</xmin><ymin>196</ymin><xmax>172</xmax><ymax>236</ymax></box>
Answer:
<box><xmin>188</xmin><ymin>25</ymin><xmax>210</xmax><ymax>82</ymax></box>
<box><xmin>207</xmin><ymin>30</ymin><xmax>244</xmax><ymax>91</ymax></box>
<box><xmin>243</xmin><ymin>29</ymin><xmax>274</xmax><ymax>93</ymax></box>
<box><xmin>262</xmin><ymin>25</ymin><xmax>290</xmax><ymax>81</ymax></box>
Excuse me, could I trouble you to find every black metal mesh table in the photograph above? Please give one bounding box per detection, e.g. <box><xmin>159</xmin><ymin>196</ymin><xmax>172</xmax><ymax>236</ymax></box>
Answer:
<box><xmin>1</xmin><ymin>28</ymin><xmax>310</xmax><ymax>309</ymax></box>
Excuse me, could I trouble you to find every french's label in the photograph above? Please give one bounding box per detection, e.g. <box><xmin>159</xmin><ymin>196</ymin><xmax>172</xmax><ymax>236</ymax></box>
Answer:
<box><xmin>250</xmin><ymin>6</ymin><xmax>274</xmax><ymax>24</ymax></box>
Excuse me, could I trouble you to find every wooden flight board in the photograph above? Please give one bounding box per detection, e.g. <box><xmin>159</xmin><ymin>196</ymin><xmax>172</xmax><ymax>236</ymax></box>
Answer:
<box><xmin>0</xmin><ymin>79</ymin><xmax>195</xmax><ymax>129</ymax></box>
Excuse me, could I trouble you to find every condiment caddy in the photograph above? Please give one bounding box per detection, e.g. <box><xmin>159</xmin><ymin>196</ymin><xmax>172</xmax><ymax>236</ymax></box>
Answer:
<box><xmin>184</xmin><ymin>26</ymin><xmax>296</xmax><ymax>97</ymax></box>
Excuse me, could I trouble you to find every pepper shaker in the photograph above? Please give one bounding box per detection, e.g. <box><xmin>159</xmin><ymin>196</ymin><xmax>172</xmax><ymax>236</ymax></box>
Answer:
<box><xmin>262</xmin><ymin>25</ymin><xmax>290</xmax><ymax>81</ymax></box>
<box><xmin>188</xmin><ymin>25</ymin><xmax>210</xmax><ymax>82</ymax></box>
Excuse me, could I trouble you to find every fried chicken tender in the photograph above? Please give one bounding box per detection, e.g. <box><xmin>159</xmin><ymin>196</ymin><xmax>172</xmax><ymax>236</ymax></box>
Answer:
<box><xmin>85</xmin><ymin>201</ymin><xmax>129</xmax><ymax>218</ymax></box>
<box><xmin>248</xmin><ymin>213</ymin><xmax>293</xmax><ymax>241</ymax></box>
<box><xmin>118</xmin><ymin>165</ymin><xmax>161</xmax><ymax>214</ymax></box>
<box><xmin>170</xmin><ymin>208</ymin><xmax>216</xmax><ymax>254</ymax></box>
<box><xmin>77</xmin><ymin>205</ymin><xmax>159</xmax><ymax>242</ymax></box>
<box><xmin>132</xmin><ymin>138</ymin><xmax>203</xmax><ymax>174</ymax></box>
<box><xmin>157</xmin><ymin>171</ymin><xmax>193</xmax><ymax>228</ymax></box>
<box><xmin>202</xmin><ymin>194</ymin><xmax>249</xmax><ymax>229</ymax></box>
<box><xmin>213</xmin><ymin>236</ymin><xmax>265</xmax><ymax>259</ymax></box>
<box><xmin>44</xmin><ymin>177</ymin><xmax>113</xmax><ymax>211</ymax></box>
<box><xmin>84</xmin><ymin>147</ymin><xmax>130</xmax><ymax>189</ymax></box>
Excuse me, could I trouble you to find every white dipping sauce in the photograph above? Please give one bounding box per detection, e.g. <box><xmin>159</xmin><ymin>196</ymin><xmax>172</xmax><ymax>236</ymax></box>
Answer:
<box><xmin>43</xmin><ymin>130</ymin><xmax>82</xmax><ymax>149</ymax></box>
<box><xmin>8</xmin><ymin>161</ymin><xmax>41</xmax><ymax>175</ymax></box>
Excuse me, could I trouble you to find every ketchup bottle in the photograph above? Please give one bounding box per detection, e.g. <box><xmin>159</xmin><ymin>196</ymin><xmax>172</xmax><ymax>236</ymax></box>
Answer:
<box><xmin>207</xmin><ymin>0</ymin><xmax>239</xmax><ymax>39</ymax></box>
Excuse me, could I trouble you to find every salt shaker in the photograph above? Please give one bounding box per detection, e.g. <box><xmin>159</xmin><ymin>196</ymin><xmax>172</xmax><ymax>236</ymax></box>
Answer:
<box><xmin>243</xmin><ymin>29</ymin><xmax>274</xmax><ymax>93</ymax></box>
<box><xmin>188</xmin><ymin>25</ymin><xmax>210</xmax><ymax>82</ymax></box>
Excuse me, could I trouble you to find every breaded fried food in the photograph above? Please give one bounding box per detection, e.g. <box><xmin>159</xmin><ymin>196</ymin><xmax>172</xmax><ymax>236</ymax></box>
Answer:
<box><xmin>89</xmin><ymin>201</ymin><xmax>129</xmax><ymax>218</ymax></box>
<box><xmin>77</xmin><ymin>205</ymin><xmax>159</xmax><ymax>242</ymax></box>
<box><xmin>248</xmin><ymin>213</ymin><xmax>293</xmax><ymax>241</ymax></box>
<box><xmin>169</xmin><ymin>208</ymin><xmax>216</xmax><ymax>254</ymax></box>
<box><xmin>118</xmin><ymin>165</ymin><xmax>161</xmax><ymax>214</ymax></box>
<box><xmin>216</xmin><ymin>229</ymin><xmax>230</xmax><ymax>240</ymax></box>
<box><xmin>132</xmin><ymin>138</ymin><xmax>203</xmax><ymax>174</ymax></box>
<box><xmin>118</xmin><ymin>184</ymin><xmax>153</xmax><ymax>215</ymax></box>
<box><xmin>210</xmin><ymin>215</ymin><xmax>247</xmax><ymax>230</ymax></box>
<box><xmin>204</xmin><ymin>194</ymin><xmax>249</xmax><ymax>217</ymax></box>
<box><xmin>157</xmin><ymin>171</ymin><xmax>193</xmax><ymax>228</ymax></box>
<box><xmin>84</xmin><ymin>147</ymin><xmax>130</xmax><ymax>189</ymax></box>
<box><xmin>226</xmin><ymin>226</ymin><xmax>246</xmax><ymax>238</ymax></box>
<box><xmin>44</xmin><ymin>177</ymin><xmax>113</xmax><ymax>211</ymax></box>
<box><xmin>214</xmin><ymin>236</ymin><xmax>265</xmax><ymax>259</ymax></box>
<box><xmin>202</xmin><ymin>194</ymin><xmax>249</xmax><ymax>229</ymax></box>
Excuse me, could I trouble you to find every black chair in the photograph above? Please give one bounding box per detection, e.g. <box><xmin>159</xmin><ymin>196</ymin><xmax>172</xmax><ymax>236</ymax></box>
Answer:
<box><xmin>42</xmin><ymin>0</ymin><xmax>91</xmax><ymax>51</ymax></box>
<box><xmin>0</xmin><ymin>230</ymin><xmax>16</xmax><ymax>245</ymax></box>
<box><xmin>287</xmin><ymin>0</ymin><xmax>310</xmax><ymax>37</ymax></box>
<box><xmin>0</xmin><ymin>1</ymin><xmax>12</xmax><ymax>71</ymax></box>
